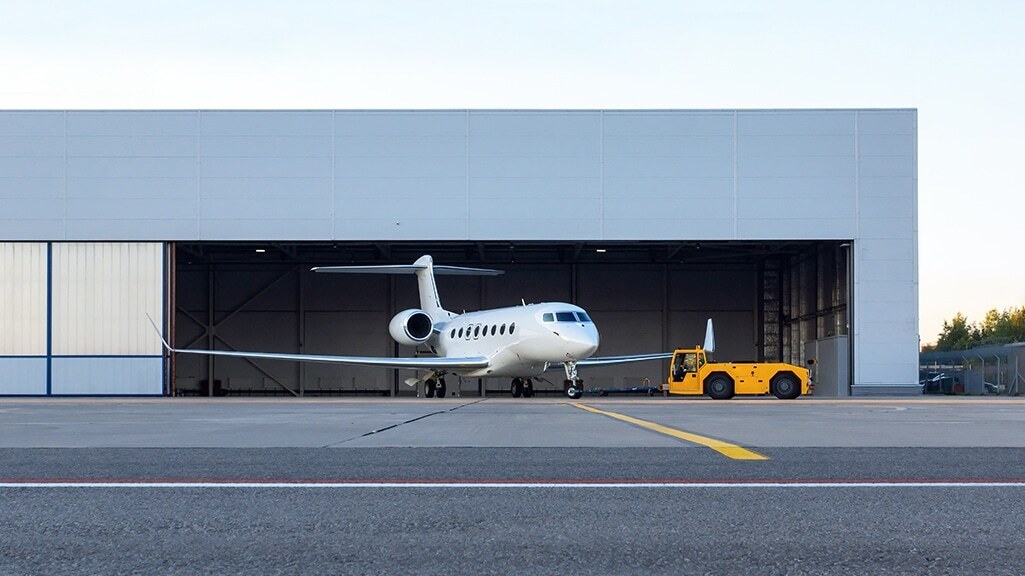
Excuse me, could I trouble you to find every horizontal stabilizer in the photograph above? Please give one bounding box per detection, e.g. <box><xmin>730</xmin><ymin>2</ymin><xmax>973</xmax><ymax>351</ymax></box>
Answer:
<box><xmin>312</xmin><ymin>264</ymin><xmax>503</xmax><ymax>276</ymax></box>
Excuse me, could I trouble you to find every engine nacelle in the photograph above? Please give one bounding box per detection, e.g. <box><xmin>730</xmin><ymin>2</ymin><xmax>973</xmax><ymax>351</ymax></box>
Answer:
<box><xmin>389</xmin><ymin>308</ymin><xmax>434</xmax><ymax>346</ymax></box>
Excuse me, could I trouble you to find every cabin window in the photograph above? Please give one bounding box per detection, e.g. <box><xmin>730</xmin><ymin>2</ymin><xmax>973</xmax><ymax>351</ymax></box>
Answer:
<box><xmin>509</xmin><ymin>323</ymin><xmax>516</xmax><ymax>334</ymax></box>
<box><xmin>542</xmin><ymin>313</ymin><xmax>554</xmax><ymax>322</ymax></box>
<box><xmin>490</xmin><ymin>325</ymin><xmax>496</xmax><ymax>336</ymax></box>
<box><xmin>474</xmin><ymin>325</ymin><xmax>480</xmax><ymax>338</ymax></box>
<box><xmin>500</xmin><ymin>324</ymin><xmax>506</xmax><ymax>335</ymax></box>
<box><xmin>450</xmin><ymin>329</ymin><xmax>455</xmax><ymax>338</ymax></box>
<box><xmin>575</xmin><ymin>312</ymin><xmax>592</xmax><ymax>323</ymax></box>
<box><xmin>555</xmin><ymin>312</ymin><xmax>576</xmax><ymax>322</ymax></box>
<box><xmin>458</xmin><ymin>328</ymin><xmax>464</xmax><ymax>338</ymax></box>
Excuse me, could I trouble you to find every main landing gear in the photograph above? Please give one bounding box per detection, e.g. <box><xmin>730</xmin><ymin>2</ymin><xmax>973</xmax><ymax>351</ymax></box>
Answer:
<box><xmin>510</xmin><ymin>377</ymin><xmax>534</xmax><ymax>398</ymax></box>
<box><xmin>424</xmin><ymin>377</ymin><xmax>447</xmax><ymax>398</ymax></box>
<box><xmin>563</xmin><ymin>361</ymin><xmax>584</xmax><ymax>400</ymax></box>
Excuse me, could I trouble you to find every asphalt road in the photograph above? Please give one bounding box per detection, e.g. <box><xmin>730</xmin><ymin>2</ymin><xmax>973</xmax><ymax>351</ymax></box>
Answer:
<box><xmin>1</xmin><ymin>398</ymin><xmax>1024</xmax><ymax>574</ymax></box>
<box><xmin>3</xmin><ymin>483</ymin><xmax>1022</xmax><ymax>575</ymax></box>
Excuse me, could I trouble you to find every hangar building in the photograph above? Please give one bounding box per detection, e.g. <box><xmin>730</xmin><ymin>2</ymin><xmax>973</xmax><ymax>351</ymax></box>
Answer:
<box><xmin>0</xmin><ymin>109</ymin><xmax>918</xmax><ymax>397</ymax></box>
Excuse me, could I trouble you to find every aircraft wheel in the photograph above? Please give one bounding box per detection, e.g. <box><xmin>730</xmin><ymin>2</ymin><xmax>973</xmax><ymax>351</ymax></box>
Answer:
<box><xmin>425</xmin><ymin>378</ymin><xmax>436</xmax><ymax>398</ymax></box>
<box><xmin>436</xmin><ymin>377</ymin><xmax>447</xmax><ymax>399</ymax></box>
<box><xmin>511</xmin><ymin>378</ymin><xmax>523</xmax><ymax>398</ymax></box>
<box><xmin>565</xmin><ymin>379</ymin><xmax>583</xmax><ymax>400</ymax></box>
<box><xmin>523</xmin><ymin>379</ymin><xmax>534</xmax><ymax>398</ymax></box>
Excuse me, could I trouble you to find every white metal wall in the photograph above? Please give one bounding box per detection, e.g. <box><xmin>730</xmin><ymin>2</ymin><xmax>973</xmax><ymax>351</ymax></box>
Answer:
<box><xmin>50</xmin><ymin>242</ymin><xmax>163</xmax><ymax>395</ymax></box>
<box><xmin>0</xmin><ymin>243</ymin><xmax>47</xmax><ymax>355</ymax></box>
<box><xmin>52</xmin><ymin>242</ymin><xmax>163</xmax><ymax>356</ymax></box>
<box><xmin>0</xmin><ymin>241</ymin><xmax>164</xmax><ymax>395</ymax></box>
<box><xmin>0</xmin><ymin>243</ymin><xmax>47</xmax><ymax>394</ymax></box>
<box><xmin>0</xmin><ymin>109</ymin><xmax>919</xmax><ymax>393</ymax></box>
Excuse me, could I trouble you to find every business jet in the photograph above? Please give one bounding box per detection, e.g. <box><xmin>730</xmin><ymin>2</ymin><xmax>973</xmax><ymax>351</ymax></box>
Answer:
<box><xmin>151</xmin><ymin>255</ymin><xmax>671</xmax><ymax>399</ymax></box>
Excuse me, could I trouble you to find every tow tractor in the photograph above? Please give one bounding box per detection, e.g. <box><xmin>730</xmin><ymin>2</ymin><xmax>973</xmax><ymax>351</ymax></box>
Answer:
<box><xmin>660</xmin><ymin>320</ymin><xmax>812</xmax><ymax>399</ymax></box>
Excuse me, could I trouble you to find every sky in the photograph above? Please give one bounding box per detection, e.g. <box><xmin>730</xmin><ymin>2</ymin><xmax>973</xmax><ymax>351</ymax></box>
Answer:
<box><xmin>1</xmin><ymin>0</ymin><xmax>1022</xmax><ymax>344</ymax></box>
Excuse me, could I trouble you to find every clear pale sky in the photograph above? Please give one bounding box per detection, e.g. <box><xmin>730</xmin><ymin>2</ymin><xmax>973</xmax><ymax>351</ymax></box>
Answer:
<box><xmin>2</xmin><ymin>0</ymin><xmax>1022</xmax><ymax>344</ymax></box>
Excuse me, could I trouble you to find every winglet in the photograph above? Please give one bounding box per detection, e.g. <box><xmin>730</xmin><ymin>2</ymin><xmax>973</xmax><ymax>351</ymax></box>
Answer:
<box><xmin>703</xmin><ymin>318</ymin><xmax>715</xmax><ymax>354</ymax></box>
<box><xmin>145</xmin><ymin>313</ymin><xmax>173</xmax><ymax>353</ymax></box>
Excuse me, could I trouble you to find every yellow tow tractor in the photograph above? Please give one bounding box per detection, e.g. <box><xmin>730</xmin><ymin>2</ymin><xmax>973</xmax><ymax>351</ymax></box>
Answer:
<box><xmin>662</xmin><ymin>320</ymin><xmax>812</xmax><ymax>400</ymax></box>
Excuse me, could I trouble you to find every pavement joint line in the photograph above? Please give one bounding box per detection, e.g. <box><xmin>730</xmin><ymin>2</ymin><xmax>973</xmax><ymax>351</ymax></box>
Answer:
<box><xmin>571</xmin><ymin>402</ymin><xmax>768</xmax><ymax>460</ymax></box>
<box><xmin>3</xmin><ymin>481</ymin><xmax>1025</xmax><ymax>488</ymax></box>
<box><xmin>322</xmin><ymin>398</ymin><xmax>488</xmax><ymax>447</ymax></box>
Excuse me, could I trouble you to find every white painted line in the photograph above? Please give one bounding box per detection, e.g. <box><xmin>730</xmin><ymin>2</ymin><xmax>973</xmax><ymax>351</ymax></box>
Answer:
<box><xmin>1</xmin><ymin>482</ymin><xmax>1025</xmax><ymax>489</ymax></box>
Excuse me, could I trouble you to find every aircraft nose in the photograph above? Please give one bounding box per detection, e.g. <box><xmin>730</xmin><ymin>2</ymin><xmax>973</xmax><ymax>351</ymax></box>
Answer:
<box><xmin>563</xmin><ymin>324</ymin><xmax>599</xmax><ymax>359</ymax></box>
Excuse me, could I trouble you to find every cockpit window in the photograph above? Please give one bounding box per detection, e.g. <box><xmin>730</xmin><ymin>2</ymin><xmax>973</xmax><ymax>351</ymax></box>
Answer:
<box><xmin>575</xmin><ymin>312</ymin><xmax>592</xmax><ymax>323</ymax></box>
<box><xmin>555</xmin><ymin>312</ymin><xmax>576</xmax><ymax>322</ymax></box>
<box><xmin>542</xmin><ymin>313</ymin><xmax>554</xmax><ymax>322</ymax></box>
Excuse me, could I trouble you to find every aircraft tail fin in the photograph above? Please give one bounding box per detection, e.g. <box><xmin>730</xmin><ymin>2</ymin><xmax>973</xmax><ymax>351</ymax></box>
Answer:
<box><xmin>703</xmin><ymin>318</ymin><xmax>715</xmax><ymax>353</ymax></box>
<box><xmin>312</xmin><ymin>255</ymin><xmax>503</xmax><ymax>319</ymax></box>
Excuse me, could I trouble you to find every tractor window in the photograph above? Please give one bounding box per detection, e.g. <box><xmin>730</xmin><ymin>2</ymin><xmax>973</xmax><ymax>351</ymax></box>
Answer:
<box><xmin>672</xmin><ymin>353</ymin><xmax>699</xmax><ymax>379</ymax></box>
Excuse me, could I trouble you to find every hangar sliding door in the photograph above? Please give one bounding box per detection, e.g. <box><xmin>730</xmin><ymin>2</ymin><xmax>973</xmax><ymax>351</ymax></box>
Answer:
<box><xmin>50</xmin><ymin>243</ymin><xmax>164</xmax><ymax>395</ymax></box>
<box><xmin>0</xmin><ymin>243</ymin><xmax>48</xmax><ymax>394</ymax></box>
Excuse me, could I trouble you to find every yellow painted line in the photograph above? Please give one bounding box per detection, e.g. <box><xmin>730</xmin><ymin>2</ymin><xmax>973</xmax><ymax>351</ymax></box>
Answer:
<box><xmin>572</xmin><ymin>403</ymin><xmax>768</xmax><ymax>460</ymax></box>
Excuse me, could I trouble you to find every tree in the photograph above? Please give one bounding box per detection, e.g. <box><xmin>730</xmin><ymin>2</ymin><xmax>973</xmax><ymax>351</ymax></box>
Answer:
<box><xmin>933</xmin><ymin>306</ymin><xmax>1025</xmax><ymax>351</ymax></box>
<box><xmin>935</xmin><ymin>312</ymin><xmax>979</xmax><ymax>351</ymax></box>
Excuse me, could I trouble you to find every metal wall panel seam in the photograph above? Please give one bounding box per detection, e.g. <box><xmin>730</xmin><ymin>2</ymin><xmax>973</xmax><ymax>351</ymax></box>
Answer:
<box><xmin>162</xmin><ymin>242</ymin><xmax>167</xmax><ymax>394</ymax></box>
<box><xmin>912</xmin><ymin>111</ymin><xmax>920</xmax><ymax>344</ymax></box>
<box><xmin>465</xmin><ymin>110</ymin><xmax>470</xmax><ymax>240</ymax></box>
<box><xmin>853</xmin><ymin>111</ymin><xmax>860</xmax><ymax>388</ymax></box>
<box><xmin>52</xmin><ymin>355</ymin><xmax>163</xmax><ymax>358</ymax></box>
<box><xmin>599</xmin><ymin>110</ymin><xmax>604</xmax><ymax>240</ymax></box>
<box><xmin>46</xmin><ymin>242</ymin><xmax>52</xmax><ymax>395</ymax></box>
<box><xmin>331</xmin><ymin>110</ymin><xmax>336</xmax><ymax>239</ymax></box>
<box><xmin>62</xmin><ymin>112</ymin><xmax>67</xmax><ymax>240</ymax></box>
<box><xmin>732</xmin><ymin>110</ymin><xmax>738</xmax><ymax>239</ymax></box>
<box><xmin>196</xmin><ymin>111</ymin><xmax>201</xmax><ymax>237</ymax></box>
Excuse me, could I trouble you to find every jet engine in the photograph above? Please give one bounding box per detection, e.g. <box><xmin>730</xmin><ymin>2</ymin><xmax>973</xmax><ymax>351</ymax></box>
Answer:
<box><xmin>388</xmin><ymin>308</ymin><xmax>434</xmax><ymax>346</ymax></box>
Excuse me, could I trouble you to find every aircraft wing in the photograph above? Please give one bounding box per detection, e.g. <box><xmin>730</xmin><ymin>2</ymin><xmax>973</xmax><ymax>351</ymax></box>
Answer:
<box><xmin>147</xmin><ymin>317</ymin><xmax>489</xmax><ymax>370</ymax></box>
<box><xmin>569</xmin><ymin>353</ymin><xmax>674</xmax><ymax>367</ymax></box>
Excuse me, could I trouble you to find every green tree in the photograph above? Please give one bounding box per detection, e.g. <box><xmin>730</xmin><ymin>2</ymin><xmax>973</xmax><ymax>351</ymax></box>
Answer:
<box><xmin>934</xmin><ymin>306</ymin><xmax>1025</xmax><ymax>350</ymax></box>
<box><xmin>935</xmin><ymin>312</ymin><xmax>981</xmax><ymax>351</ymax></box>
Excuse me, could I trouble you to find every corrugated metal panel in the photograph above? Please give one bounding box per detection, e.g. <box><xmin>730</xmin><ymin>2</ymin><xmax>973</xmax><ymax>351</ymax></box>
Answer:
<box><xmin>0</xmin><ymin>357</ymin><xmax>47</xmax><ymax>394</ymax></box>
<box><xmin>52</xmin><ymin>242</ymin><xmax>163</xmax><ymax>355</ymax></box>
<box><xmin>51</xmin><ymin>357</ymin><xmax>162</xmax><ymax>395</ymax></box>
<box><xmin>0</xmin><ymin>242</ymin><xmax>47</xmax><ymax>355</ymax></box>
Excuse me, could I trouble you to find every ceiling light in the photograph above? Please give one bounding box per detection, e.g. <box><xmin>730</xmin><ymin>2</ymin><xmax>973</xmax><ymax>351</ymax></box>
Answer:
<box><xmin>595</xmin><ymin>249</ymin><xmax>606</xmax><ymax>253</ymax></box>
<box><xmin>255</xmin><ymin>249</ymin><xmax>266</xmax><ymax>253</ymax></box>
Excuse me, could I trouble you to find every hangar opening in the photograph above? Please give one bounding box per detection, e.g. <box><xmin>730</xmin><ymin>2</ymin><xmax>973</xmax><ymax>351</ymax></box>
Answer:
<box><xmin>171</xmin><ymin>240</ymin><xmax>851</xmax><ymax>397</ymax></box>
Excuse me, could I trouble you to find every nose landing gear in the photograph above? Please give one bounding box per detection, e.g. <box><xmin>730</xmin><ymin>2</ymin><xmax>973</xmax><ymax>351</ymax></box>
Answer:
<box><xmin>563</xmin><ymin>361</ymin><xmax>584</xmax><ymax>399</ymax></box>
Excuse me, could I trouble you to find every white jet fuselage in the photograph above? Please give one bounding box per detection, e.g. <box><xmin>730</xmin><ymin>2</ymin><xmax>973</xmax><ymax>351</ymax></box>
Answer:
<box><xmin>430</xmin><ymin>303</ymin><xmax>599</xmax><ymax>378</ymax></box>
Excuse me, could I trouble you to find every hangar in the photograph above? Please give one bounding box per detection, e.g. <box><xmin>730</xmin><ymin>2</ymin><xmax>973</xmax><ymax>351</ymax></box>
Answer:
<box><xmin>0</xmin><ymin>109</ymin><xmax>918</xmax><ymax>397</ymax></box>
